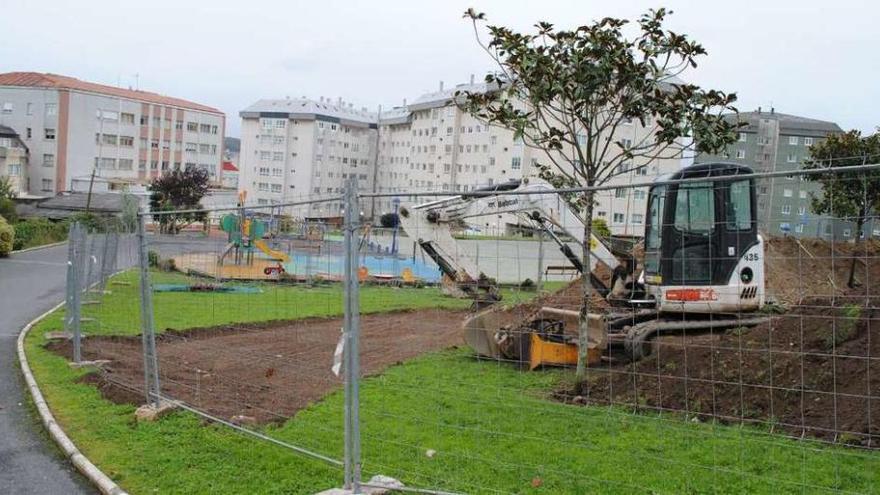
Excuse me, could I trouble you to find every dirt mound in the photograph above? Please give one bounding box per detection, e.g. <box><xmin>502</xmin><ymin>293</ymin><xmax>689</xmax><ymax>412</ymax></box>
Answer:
<box><xmin>49</xmin><ymin>309</ymin><xmax>467</xmax><ymax>424</ymax></box>
<box><xmin>764</xmin><ymin>237</ymin><xmax>880</xmax><ymax>305</ymax></box>
<box><xmin>561</xmin><ymin>294</ymin><xmax>880</xmax><ymax>445</ymax></box>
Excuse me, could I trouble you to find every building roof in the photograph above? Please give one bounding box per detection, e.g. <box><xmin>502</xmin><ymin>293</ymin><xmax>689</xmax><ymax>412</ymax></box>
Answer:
<box><xmin>0</xmin><ymin>72</ymin><xmax>223</xmax><ymax>114</ymax></box>
<box><xmin>222</xmin><ymin>161</ymin><xmax>238</xmax><ymax>172</ymax></box>
<box><xmin>408</xmin><ymin>82</ymin><xmax>490</xmax><ymax>111</ymax></box>
<box><xmin>727</xmin><ymin>110</ymin><xmax>842</xmax><ymax>136</ymax></box>
<box><xmin>240</xmin><ymin>98</ymin><xmax>377</xmax><ymax>126</ymax></box>
<box><xmin>0</xmin><ymin>124</ymin><xmax>19</xmax><ymax>138</ymax></box>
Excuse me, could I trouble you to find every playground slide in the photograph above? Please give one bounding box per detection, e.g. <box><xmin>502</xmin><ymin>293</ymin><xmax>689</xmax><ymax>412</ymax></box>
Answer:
<box><xmin>254</xmin><ymin>239</ymin><xmax>291</xmax><ymax>262</ymax></box>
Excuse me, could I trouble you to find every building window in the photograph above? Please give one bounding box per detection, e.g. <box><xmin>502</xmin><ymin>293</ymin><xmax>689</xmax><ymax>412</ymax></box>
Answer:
<box><xmin>187</xmin><ymin>122</ymin><xmax>198</xmax><ymax>132</ymax></box>
<box><xmin>118</xmin><ymin>159</ymin><xmax>133</xmax><ymax>170</ymax></box>
<box><xmin>781</xmin><ymin>204</ymin><xmax>791</xmax><ymax>215</ymax></box>
<box><xmin>612</xmin><ymin>212</ymin><xmax>625</xmax><ymax>223</ymax></box>
<box><xmin>843</xmin><ymin>229</ymin><xmax>851</xmax><ymax>238</ymax></box>
<box><xmin>795</xmin><ymin>223</ymin><xmax>804</xmax><ymax>233</ymax></box>
<box><xmin>185</xmin><ymin>142</ymin><xmax>197</xmax><ymax>153</ymax></box>
<box><xmin>1</xmin><ymin>102</ymin><xmax>13</xmax><ymax>114</ymax></box>
<box><xmin>783</xmin><ymin>189</ymin><xmax>793</xmax><ymax>198</ymax></box>
<box><xmin>44</xmin><ymin>128</ymin><xmax>56</xmax><ymax>140</ymax></box>
<box><xmin>42</xmin><ymin>154</ymin><xmax>55</xmax><ymax>167</ymax></box>
<box><xmin>121</xmin><ymin>113</ymin><xmax>135</xmax><ymax>124</ymax></box>
<box><xmin>511</xmin><ymin>157</ymin><xmax>521</xmax><ymax>170</ymax></box>
<box><xmin>138</xmin><ymin>160</ymin><xmax>146</xmax><ymax>171</ymax></box>
<box><xmin>789</xmin><ymin>136</ymin><xmax>798</xmax><ymax>145</ymax></box>
<box><xmin>151</xmin><ymin>139</ymin><xmax>159</xmax><ymax>149</ymax></box>
<box><xmin>26</xmin><ymin>128</ymin><xmax>32</xmax><ymax>139</ymax></box>
<box><xmin>735</xmin><ymin>149</ymin><xmax>745</xmax><ymax>159</ymax></box>
<box><xmin>615</xmin><ymin>188</ymin><xmax>627</xmax><ymax>198</ymax></box>
<box><xmin>738</xmin><ymin>132</ymin><xmax>747</xmax><ymax>142</ymax></box>
<box><xmin>150</xmin><ymin>160</ymin><xmax>158</xmax><ymax>170</ymax></box>
<box><xmin>779</xmin><ymin>222</ymin><xmax>791</xmax><ymax>232</ymax></box>
<box><xmin>97</xmin><ymin>110</ymin><xmax>119</xmax><ymax>122</ymax></box>
<box><xmin>272</xmin><ymin>152</ymin><xmax>284</xmax><ymax>161</ymax></box>
<box><xmin>26</xmin><ymin>102</ymin><xmax>33</xmax><ymax>115</ymax></box>
<box><xmin>119</xmin><ymin>136</ymin><xmax>134</xmax><ymax>147</ymax></box>
<box><xmin>798</xmin><ymin>206</ymin><xmax>806</xmax><ymax>215</ymax></box>
<box><xmin>633</xmin><ymin>189</ymin><xmax>647</xmax><ymax>200</ymax></box>
<box><xmin>787</xmin><ymin>154</ymin><xmax>797</xmax><ymax>163</ymax></box>
<box><xmin>799</xmin><ymin>190</ymin><xmax>807</xmax><ymax>199</ymax></box>
<box><xmin>41</xmin><ymin>178</ymin><xmax>53</xmax><ymax>191</ymax></box>
<box><xmin>804</xmin><ymin>137</ymin><xmax>814</xmax><ymax>146</ymax></box>
<box><xmin>631</xmin><ymin>213</ymin><xmax>644</xmax><ymax>224</ymax></box>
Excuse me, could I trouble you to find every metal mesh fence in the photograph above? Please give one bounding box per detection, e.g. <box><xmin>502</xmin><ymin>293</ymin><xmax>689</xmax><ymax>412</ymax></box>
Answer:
<box><xmin>62</xmin><ymin>165</ymin><xmax>880</xmax><ymax>493</ymax></box>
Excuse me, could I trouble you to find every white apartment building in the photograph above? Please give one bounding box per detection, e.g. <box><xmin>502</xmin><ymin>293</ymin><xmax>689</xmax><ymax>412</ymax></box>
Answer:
<box><xmin>0</xmin><ymin>72</ymin><xmax>225</xmax><ymax>196</ymax></box>
<box><xmin>241</xmin><ymin>80</ymin><xmax>686</xmax><ymax>236</ymax></box>
<box><xmin>238</xmin><ymin>98</ymin><xmax>378</xmax><ymax>219</ymax></box>
<box><xmin>0</xmin><ymin>124</ymin><xmax>28</xmax><ymax>196</ymax></box>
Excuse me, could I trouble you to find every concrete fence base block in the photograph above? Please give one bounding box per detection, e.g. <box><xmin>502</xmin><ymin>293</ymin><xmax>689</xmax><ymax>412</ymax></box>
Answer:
<box><xmin>44</xmin><ymin>331</ymin><xmax>74</xmax><ymax>341</ymax></box>
<box><xmin>314</xmin><ymin>475</ymin><xmax>405</xmax><ymax>495</ymax></box>
<box><xmin>135</xmin><ymin>400</ymin><xmax>179</xmax><ymax>422</ymax></box>
<box><xmin>68</xmin><ymin>360</ymin><xmax>112</xmax><ymax>369</ymax></box>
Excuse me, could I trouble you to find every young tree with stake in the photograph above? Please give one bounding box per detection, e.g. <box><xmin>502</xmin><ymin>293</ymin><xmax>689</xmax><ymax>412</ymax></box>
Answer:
<box><xmin>458</xmin><ymin>8</ymin><xmax>741</xmax><ymax>384</ymax></box>
<box><xmin>804</xmin><ymin>130</ymin><xmax>880</xmax><ymax>288</ymax></box>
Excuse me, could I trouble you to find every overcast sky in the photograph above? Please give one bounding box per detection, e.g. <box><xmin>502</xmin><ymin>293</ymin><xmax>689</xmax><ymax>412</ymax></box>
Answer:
<box><xmin>1</xmin><ymin>0</ymin><xmax>876</xmax><ymax>137</ymax></box>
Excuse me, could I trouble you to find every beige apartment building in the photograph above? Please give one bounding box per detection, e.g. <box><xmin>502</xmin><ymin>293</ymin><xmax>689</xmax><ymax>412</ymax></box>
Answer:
<box><xmin>238</xmin><ymin>98</ymin><xmax>378</xmax><ymax>219</ymax></box>
<box><xmin>241</xmin><ymin>79</ymin><xmax>686</xmax><ymax>235</ymax></box>
<box><xmin>0</xmin><ymin>72</ymin><xmax>225</xmax><ymax>196</ymax></box>
<box><xmin>0</xmin><ymin>125</ymin><xmax>28</xmax><ymax>196</ymax></box>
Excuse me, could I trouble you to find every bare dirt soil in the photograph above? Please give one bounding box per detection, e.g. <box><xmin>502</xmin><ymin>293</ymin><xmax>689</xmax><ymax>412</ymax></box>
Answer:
<box><xmin>49</xmin><ymin>309</ymin><xmax>467</xmax><ymax>423</ymax></box>
<box><xmin>556</xmin><ymin>237</ymin><xmax>880</xmax><ymax>445</ymax></box>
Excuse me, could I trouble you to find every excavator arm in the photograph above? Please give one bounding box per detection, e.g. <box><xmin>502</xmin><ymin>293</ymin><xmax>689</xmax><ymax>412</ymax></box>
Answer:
<box><xmin>397</xmin><ymin>180</ymin><xmax>634</xmax><ymax>303</ymax></box>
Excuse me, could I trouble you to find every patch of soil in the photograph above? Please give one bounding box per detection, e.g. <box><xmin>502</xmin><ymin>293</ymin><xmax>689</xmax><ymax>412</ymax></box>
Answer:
<box><xmin>560</xmin><ymin>295</ymin><xmax>880</xmax><ymax>445</ymax></box>
<box><xmin>49</xmin><ymin>309</ymin><xmax>467</xmax><ymax>424</ymax></box>
<box><xmin>764</xmin><ymin>237</ymin><xmax>880</xmax><ymax>305</ymax></box>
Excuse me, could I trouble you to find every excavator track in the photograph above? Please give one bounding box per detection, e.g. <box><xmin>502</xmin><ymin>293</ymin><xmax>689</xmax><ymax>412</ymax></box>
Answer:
<box><xmin>621</xmin><ymin>315</ymin><xmax>770</xmax><ymax>361</ymax></box>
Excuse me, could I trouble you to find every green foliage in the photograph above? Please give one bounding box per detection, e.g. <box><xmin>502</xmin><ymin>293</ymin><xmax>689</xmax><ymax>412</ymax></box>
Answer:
<box><xmin>12</xmin><ymin>217</ymin><xmax>67</xmax><ymax>250</ymax></box>
<box><xmin>0</xmin><ymin>197</ymin><xmax>17</xmax><ymax>223</ymax></box>
<box><xmin>591</xmin><ymin>218</ymin><xmax>611</xmax><ymax>238</ymax></box>
<box><xmin>804</xmin><ymin>130</ymin><xmax>880</xmax><ymax>231</ymax></box>
<box><xmin>120</xmin><ymin>191</ymin><xmax>139</xmax><ymax>233</ymax></box>
<box><xmin>824</xmin><ymin>304</ymin><xmax>862</xmax><ymax>350</ymax></box>
<box><xmin>149</xmin><ymin>167</ymin><xmax>210</xmax><ymax>234</ymax></box>
<box><xmin>0</xmin><ymin>176</ymin><xmax>15</xmax><ymax>200</ymax></box>
<box><xmin>0</xmin><ymin>215</ymin><xmax>13</xmax><ymax>256</ymax></box>
<box><xmin>147</xmin><ymin>250</ymin><xmax>160</xmax><ymax>267</ymax></box>
<box><xmin>459</xmin><ymin>8</ymin><xmax>740</xmax><ymax>202</ymax></box>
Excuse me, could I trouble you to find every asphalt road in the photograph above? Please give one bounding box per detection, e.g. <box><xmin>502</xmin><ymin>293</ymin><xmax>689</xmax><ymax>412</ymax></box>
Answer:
<box><xmin>0</xmin><ymin>242</ymin><xmax>95</xmax><ymax>494</ymax></box>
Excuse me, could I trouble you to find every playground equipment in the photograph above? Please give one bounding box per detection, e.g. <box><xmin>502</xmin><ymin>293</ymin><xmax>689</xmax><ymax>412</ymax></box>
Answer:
<box><xmin>219</xmin><ymin>192</ymin><xmax>290</xmax><ymax>276</ymax></box>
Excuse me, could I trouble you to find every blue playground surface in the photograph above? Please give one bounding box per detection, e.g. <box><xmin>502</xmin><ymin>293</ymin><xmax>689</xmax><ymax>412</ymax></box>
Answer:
<box><xmin>283</xmin><ymin>251</ymin><xmax>441</xmax><ymax>282</ymax></box>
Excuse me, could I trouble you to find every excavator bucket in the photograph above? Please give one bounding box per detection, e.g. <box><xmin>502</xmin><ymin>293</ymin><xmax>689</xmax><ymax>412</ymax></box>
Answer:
<box><xmin>462</xmin><ymin>305</ymin><xmax>606</xmax><ymax>369</ymax></box>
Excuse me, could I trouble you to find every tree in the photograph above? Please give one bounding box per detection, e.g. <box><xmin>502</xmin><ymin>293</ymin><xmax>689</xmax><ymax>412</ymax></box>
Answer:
<box><xmin>380</xmin><ymin>212</ymin><xmax>400</xmax><ymax>228</ymax></box>
<box><xmin>591</xmin><ymin>218</ymin><xmax>611</xmax><ymax>238</ymax></box>
<box><xmin>0</xmin><ymin>176</ymin><xmax>15</xmax><ymax>200</ymax></box>
<box><xmin>804</xmin><ymin>130</ymin><xmax>880</xmax><ymax>288</ymax></box>
<box><xmin>149</xmin><ymin>168</ymin><xmax>210</xmax><ymax>234</ymax></box>
<box><xmin>459</xmin><ymin>8</ymin><xmax>740</xmax><ymax>384</ymax></box>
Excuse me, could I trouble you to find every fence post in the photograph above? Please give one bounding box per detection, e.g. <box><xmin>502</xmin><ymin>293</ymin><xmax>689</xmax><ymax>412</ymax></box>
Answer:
<box><xmin>537</xmin><ymin>231</ymin><xmax>545</xmax><ymax>292</ymax></box>
<box><xmin>342</xmin><ymin>177</ymin><xmax>362</xmax><ymax>491</ymax></box>
<box><xmin>67</xmin><ymin>222</ymin><xmax>83</xmax><ymax>363</ymax></box>
<box><xmin>137</xmin><ymin>213</ymin><xmax>161</xmax><ymax>406</ymax></box>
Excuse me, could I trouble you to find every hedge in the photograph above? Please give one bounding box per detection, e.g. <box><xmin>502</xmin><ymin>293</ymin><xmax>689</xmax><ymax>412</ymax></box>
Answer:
<box><xmin>0</xmin><ymin>215</ymin><xmax>13</xmax><ymax>256</ymax></box>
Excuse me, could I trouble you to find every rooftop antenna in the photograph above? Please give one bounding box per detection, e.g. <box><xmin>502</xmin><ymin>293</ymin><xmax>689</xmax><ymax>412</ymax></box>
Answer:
<box><xmin>132</xmin><ymin>73</ymin><xmax>140</xmax><ymax>91</ymax></box>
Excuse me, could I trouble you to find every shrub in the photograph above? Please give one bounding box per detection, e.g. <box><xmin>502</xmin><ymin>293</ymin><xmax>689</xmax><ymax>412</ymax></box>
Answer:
<box><xmin>148</xmin><ymin>250</ymin><xmax>160</xmax><ymax>267</ymax></box>
<box><xmin>0</xmin><ymin>216</ymin><xmax>13</xmax><ymax>256</ymax></box>
<box><xmin>0</xmin><ymin>198</ymin><xmax>18</xmax><ymax>223</ymax></box>
<box><xmin>12</xmin><ymin>218</ymin><xmax>68</xmax><ymax>250</ymax></box>
<box><xmin>591</xmin><ymin>218</ymin><xmax>611</xmax><ymax>238</ymax></box>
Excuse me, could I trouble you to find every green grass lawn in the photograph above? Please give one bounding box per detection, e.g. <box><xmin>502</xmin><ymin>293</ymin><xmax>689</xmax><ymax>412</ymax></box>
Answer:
<box><xmin>25</xmin><ymin>270</ymin><xmax>880</xmax><ymax>494</ymax></box>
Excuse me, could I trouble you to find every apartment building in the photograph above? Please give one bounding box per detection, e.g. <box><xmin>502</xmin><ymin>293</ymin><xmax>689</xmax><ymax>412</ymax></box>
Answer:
<box><xmin>238</xmin><ymin>98</ymin><xmax>378</xmax><ymax>219</ymax></box>
<box><xmin>0</xmin><ymin>72</ymin><xmax>225</xmax><ymax>196</ymax></box>
<box><xmin>241</xmin><ymin>80</ymin><xmax>685</xmax><ymax>235</ymax></box>
<box><xmin>0</xmin><ymin>125</ymin><xmax>28</xmax><ymax>196</ymax></box>
<box><xmin>695</xmin><ymin>109</ymin><xmax>848</xmax><ymax>239</ymax></box>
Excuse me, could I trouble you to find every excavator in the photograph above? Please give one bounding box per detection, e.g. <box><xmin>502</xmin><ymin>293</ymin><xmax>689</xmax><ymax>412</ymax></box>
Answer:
<box><xmin>397</xmin><ymin>162</ymin><xmax>768</xmax><ymax>368</ymax></box>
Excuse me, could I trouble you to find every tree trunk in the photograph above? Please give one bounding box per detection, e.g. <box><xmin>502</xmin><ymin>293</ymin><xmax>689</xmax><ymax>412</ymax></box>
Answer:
<box><xmin>848</xmin><ymin>215</ymin><xmax>865</xmax><ymax>289</ymax></box>
<box><xmin>576</xmin><ymin>190</ymin><xmax>595</xmax><ymax>387</ymax></box>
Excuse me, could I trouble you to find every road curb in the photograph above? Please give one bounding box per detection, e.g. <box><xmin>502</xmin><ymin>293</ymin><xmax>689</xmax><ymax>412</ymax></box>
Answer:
<box><xmin>17</xmin><ymin>300</ymin><xmax>129</xmax><ymax>495</ymax></box>
<box><xmin>12</xmin><ymin>240</ymin><xmax>68</xmax><ymax>254</ymax></box>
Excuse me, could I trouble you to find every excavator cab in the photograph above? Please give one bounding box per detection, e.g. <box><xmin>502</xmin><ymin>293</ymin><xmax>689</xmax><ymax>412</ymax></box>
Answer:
<box><xmin>643</xmin><ymin>162</ymin><xmax>765</xmax><ymax>313</ymax></box>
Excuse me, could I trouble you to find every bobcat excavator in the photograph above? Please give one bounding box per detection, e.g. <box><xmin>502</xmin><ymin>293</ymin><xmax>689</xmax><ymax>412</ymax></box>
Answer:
<box><xmin>398</xmin><ymin>162</ymin><xmax>769</xmax><ymax>367</ymax></box>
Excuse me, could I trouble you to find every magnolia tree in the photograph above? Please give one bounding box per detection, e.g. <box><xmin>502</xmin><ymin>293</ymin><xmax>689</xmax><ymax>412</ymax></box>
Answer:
<box><xmin>805</xmin><ymin>130</ymin><xmax>880</xmax><ymax>288</ymax></box>
<box><xmin>458</xmin><ymin>8</ymin><xmax>741</xmax><ymax>382</ymax></box>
